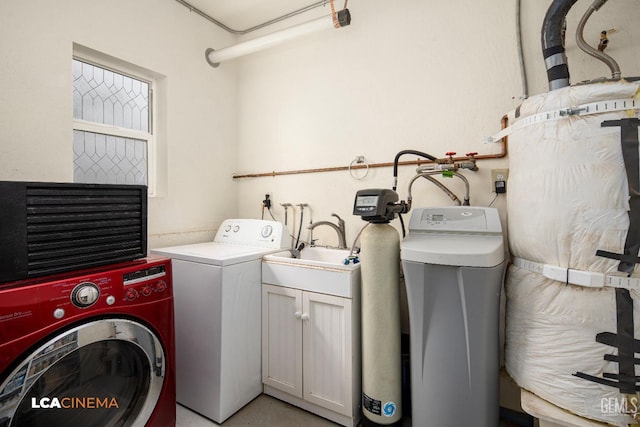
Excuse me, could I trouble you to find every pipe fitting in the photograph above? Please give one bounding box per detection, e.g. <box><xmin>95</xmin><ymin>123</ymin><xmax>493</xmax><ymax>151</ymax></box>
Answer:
<box><xmin>576</xmin><ymin>0</ymin><xmax>621</xmax><ymax>80</ymax></box>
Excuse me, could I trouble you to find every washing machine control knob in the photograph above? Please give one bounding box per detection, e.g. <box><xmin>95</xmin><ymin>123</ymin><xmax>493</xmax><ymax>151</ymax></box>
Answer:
<box><xmin>53</xmin><ymin>308</ymin><xmax>65</xmax><ymax>319</ymax></box>
<box><xmin>106</xmin><ymin>295</ymin><xmax>116</xmax><ymax>305</ymax></box>
<box><xmin>156</xmin><ymin>280</ymin><xmax>167</xmax><ymax>293</ymax></box>
<box><xmin>71</xmin><ymin>282</ymin><xmax>100</xmax><ymax>308</ymax></box>
<box><xmin>125</xmin><ymin>288</ymin><xmax>139</xmax><ymax>301</ymax></box>
<box><xmin>261</xmin><ymin>225</ymin><xmax>273</xmax><ymax>238</ymax></box>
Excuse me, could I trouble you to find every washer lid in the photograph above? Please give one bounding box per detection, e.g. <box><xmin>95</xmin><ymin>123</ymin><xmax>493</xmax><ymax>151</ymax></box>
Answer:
<box><xmin>401</xmin><ymin>207</ymin><xmax>504</xmax><ymax>267</ymax></box>
<box><xmin>151</xmin><ymin>242</ymin><xmax>282</xmax><ymax>266</ymax></box>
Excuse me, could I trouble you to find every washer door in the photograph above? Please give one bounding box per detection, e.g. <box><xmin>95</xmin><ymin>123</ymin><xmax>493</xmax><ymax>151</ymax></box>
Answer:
<box><xmin>0</xmin><ymin>318</ymin><xmax>165</xmax><ymax>427</ymax></box>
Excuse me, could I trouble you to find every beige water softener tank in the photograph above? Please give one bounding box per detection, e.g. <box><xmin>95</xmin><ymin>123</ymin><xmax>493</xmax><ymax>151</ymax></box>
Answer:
<box><xmin>353</xmin><ymin>189</ymin><xmax>404</xmax><ymax>427</ymax></box>
<box><xmin>360</xmin><ymin>223</ymin><xmax>402</xmax><ymax>426</ymax></box>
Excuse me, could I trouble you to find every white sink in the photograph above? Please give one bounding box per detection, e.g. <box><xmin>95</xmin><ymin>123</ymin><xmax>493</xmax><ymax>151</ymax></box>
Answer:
<box><xmin>266</xmin><ymin>246</ymin><xmax>358</xmax><ymax>269</ymax></box>
<box><xmin>262</xmin><ymin>247</ymin><xmax>360</xmax><ymax>298</ymax></box>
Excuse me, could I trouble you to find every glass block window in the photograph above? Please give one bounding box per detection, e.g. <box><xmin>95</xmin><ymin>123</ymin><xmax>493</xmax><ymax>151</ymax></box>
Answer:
<box><xmin>72</xmin><ymin>59</ymin><xmax>153</xmax><ymax>188</ymax></box>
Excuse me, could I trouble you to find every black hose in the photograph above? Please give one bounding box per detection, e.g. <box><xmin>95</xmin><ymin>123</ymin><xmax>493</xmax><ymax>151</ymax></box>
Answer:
<box><xmin>398</xmin><ymin>213</ymin><xmax>406</xmax><ymax>238</ymax></box>
<box><xmin>392</xmin><ymin>150</ymin><xmax>438</xmax><ymax>191</ymax></box>
<box><xmin>295</xmin><ymin>208</ymin><xmax>304</xmax><ymax>249</ymax></box>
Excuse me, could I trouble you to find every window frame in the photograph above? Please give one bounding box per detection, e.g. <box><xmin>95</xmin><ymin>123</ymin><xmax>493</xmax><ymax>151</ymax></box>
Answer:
<box><xmin>72</xmin><ymin>55</ymin><xmax>157</xmax><ymax>196</ymax></box>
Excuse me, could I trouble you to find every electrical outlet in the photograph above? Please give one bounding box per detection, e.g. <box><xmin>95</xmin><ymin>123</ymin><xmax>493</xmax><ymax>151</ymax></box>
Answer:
<box><xmin>491</xmin><ymin>168</ymin><xmax>509</xmax><ymax>183</ymax></box>
<box><xmin>491</xmin><ymin>168</ymin><xmax>509</xmax><ymax>193</ymax></box>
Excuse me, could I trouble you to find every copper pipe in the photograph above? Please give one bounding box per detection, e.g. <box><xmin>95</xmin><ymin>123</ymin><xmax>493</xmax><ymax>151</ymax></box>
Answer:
<box><xmin>232</xmin><ymin>116</ymin><xmax>509</xmax><ymax>179</ymax></box>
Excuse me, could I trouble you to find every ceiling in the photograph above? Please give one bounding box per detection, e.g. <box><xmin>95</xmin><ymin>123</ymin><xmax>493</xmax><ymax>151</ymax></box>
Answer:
<box><xmin>180</xmin><ymin>0</ymin><xmax>331</xmax><ymax>33</ymax></box>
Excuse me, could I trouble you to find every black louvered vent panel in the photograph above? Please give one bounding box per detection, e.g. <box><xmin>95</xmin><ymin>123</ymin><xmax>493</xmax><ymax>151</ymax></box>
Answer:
<box><xmin>0</xmin><ymin>182</ymin><xmax>147</xmax><ymax>283</ymax></box>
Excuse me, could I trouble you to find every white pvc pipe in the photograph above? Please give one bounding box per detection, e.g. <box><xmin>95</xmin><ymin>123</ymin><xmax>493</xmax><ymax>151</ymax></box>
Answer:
<box><xmin>206</xmin><ymin>14</ymin><xmax>335</xmax><ymax>66</ymax></box>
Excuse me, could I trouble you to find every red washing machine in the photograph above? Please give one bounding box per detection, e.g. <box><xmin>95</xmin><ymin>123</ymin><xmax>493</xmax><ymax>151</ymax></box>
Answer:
<box><xmin>0</xmin><ymin>257</ymin><xmax>175</xmax><ymax>427</ymax></box>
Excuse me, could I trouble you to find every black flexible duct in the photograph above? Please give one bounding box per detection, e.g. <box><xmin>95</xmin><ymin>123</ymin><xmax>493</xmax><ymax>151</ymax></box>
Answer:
<box><xmin>541</xmin><ymin>0</ymin><xmax>578</xmax><ymax>90</ymax></box>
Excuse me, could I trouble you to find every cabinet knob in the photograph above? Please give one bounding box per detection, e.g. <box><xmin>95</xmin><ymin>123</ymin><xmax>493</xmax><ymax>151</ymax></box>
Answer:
<box><xmin>301</xmin><ymin>313</ymin><xmax>310</xmax><ymax>321</ymax></box>
<box><xmin>294</xmin><ymin>311</ymin><xmax>302</xmax><ymax>319</ymax></box>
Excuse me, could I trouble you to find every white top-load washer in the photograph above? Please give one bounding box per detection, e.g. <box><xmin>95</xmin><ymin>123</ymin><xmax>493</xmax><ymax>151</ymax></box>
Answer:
<box><xmin>151</xmin><ymin>219</ymin><xmax>288</xmax><ymax>423</ymax></box>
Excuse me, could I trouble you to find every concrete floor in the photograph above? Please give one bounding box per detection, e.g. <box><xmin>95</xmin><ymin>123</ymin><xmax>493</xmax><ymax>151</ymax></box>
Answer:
<box><xmin>176</xmin><ymin>395</ymin><xmax>351</xmax><ymax>426</ymax></box>
<box><xmin>175</xmin><ymin>394</ymin><xmax>525</xmax><ymax>426</ymax></box>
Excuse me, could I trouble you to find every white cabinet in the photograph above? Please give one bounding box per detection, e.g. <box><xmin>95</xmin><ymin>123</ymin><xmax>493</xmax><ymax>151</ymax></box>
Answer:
<box><xmin>262</xmin><ymin>285</ymin><xmax>302</xmax><ymax>397</ymax></box>
<box><xmin>262</xmin><ymin>283</ymin><xmax>361</xmax><ymax>427</ymax></box>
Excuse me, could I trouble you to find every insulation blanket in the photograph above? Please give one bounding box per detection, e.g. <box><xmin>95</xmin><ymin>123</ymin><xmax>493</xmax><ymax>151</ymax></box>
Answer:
<box><xmin>505</xmin><ymin>80</ymin><xmax>640</xmax><ymax>426</ymax></box>
<box><xmin>506</xmin><ymin>265</ymin><xmax>639</xmax><ymax>426</ymax></box>
<box><xmin>507</xmin><ymin>80</ymin><xmax>640</xmax><ymax>272</ymax></box>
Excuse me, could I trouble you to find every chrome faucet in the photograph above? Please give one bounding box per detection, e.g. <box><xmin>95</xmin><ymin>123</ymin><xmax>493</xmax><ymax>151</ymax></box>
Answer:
<box><xmin>307</xmin><ymin>213</ymin><xmax>347</xmax><ymax>249</ymax></box>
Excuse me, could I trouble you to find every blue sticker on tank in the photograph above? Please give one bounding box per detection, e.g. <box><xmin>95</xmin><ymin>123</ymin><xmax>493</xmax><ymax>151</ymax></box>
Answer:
<box><xmin>383</xmin><ymin>401</ymin><xmax>396</xmax><ymax>417</ymax></box>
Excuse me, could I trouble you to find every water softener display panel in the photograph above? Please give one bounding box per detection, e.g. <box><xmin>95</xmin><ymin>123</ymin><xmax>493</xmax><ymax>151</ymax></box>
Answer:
<box><xmin>410</xmin><ymin>207</ymin><xmax>502</xmax><ymax>234</ymax></box>
<box><xmin>402</xmin><ymin>207</ymin><xmax>504</xmax><ymax>269</ymax></box>
<box><xmin>352</xmin><ymin>189</ymin><xmax>400</xmax><ymax>223</ymax></box>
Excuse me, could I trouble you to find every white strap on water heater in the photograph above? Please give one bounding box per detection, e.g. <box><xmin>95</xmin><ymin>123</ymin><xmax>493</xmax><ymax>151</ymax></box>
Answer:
<box><xmin>485</xmin><ymin>97</ymin><xmax>640</xmax><ymax>144</ymax></box>
<box><xmin>512</xmin><ymin>257</ymin><xmax>640</xmax><ymax>290</ymax></box>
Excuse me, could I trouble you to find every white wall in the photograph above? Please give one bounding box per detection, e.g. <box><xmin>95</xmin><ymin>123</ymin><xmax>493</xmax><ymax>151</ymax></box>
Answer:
<box><xmin>0</xmin><ymin>0</ymin><xmax>637</xmax><ymax>248</ymax></box>
<box><xmin>234</xmin><ymin>0</ymin><xmax>640</xmax><ymax>247</ymax></box>
<box><xmin>233</xmin><ymin>0</ymin><xmax>521</xmax><ymax>245</ymax></box>
<box><xmin>0</xmin><ymin>0</ymin><xmax>238</xmax><ymax>248</ymax></box>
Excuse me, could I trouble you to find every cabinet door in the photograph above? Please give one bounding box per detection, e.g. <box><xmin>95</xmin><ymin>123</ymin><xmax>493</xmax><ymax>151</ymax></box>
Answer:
<box><xmin>262</xmin><ymin>284</ymin><xmax>303</xmax><ymax>398</ymax></box>
<box><xmin>303</xmin><ymin>292</ymin><xmax>352</xmax><ymax>416</ymax></box>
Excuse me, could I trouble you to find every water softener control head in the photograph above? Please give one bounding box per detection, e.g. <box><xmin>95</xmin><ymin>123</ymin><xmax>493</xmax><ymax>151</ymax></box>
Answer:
<box><xmin>353</xmin><ymin>189</ymin><xmax>401</xmax><ymax>223</ymax></box>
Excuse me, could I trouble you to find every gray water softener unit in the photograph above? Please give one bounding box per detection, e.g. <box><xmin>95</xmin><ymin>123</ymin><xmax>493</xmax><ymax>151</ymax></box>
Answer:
<box><xmin>401</xmin><ymin>206</ymin><xmax>505</xmax><ymax>427</ymax></box>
